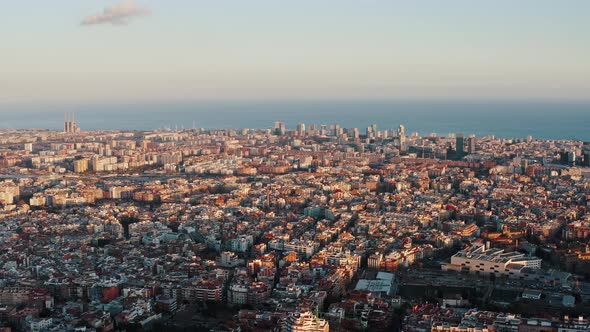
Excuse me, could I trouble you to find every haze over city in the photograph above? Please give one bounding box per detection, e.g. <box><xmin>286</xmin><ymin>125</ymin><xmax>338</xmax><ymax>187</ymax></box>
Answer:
<box><xmin>1</xmin><ymin>0</ymin><xmax>590</xmax><ymax>104</ymax></box>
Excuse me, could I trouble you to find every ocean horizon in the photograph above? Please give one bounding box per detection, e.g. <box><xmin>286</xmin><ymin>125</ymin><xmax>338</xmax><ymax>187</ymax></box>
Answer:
<box><xmin>1</xmin><ymin>100</ymin><xmax>589</xmax><ymax>141</ymax></box>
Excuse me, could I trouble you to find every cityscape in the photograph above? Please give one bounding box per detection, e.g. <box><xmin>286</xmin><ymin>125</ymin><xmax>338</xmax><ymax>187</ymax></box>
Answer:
<box><xmin>0</xmin><ymin>116</ymin><xmax>589</xmax><ymax>331</ymax></box>
<box><xmin>2</xmin><ymin>0</ymin><xmax>590</xmax><ymax>331</ymax></box>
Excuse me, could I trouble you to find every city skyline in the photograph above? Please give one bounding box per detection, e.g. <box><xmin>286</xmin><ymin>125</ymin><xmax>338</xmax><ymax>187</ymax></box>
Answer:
<box><xmin>1</xmin><ymin>0</ymin><xmax>590</xmax><ymax>104</ymax></box>
<box><xmin>2</xmin><ymin>100</ymin><xmax>590</xmax><ymax>141</ymax></box>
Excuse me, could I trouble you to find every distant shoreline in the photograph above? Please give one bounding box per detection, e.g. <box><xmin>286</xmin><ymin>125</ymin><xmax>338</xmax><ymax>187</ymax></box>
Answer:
<box><xmin>0</xmin><ymin>100</ymin><xmax>589</xmax><ymax>141</ymax></box>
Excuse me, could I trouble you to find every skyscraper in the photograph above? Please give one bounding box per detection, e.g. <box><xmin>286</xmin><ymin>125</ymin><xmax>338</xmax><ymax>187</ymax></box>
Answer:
<box><xmin>274</xmin><ymin>121</ymin><xmax>286</xmax><ymax>135</ymax></box>
<box><xmin>468</xmin><ymin>137</ymin><xmax>476</xmax><ymax>154</ymax></box>
<box><xmin>308</xmin><ymin>124</ymin><xmax>317</xmax><ymax>136</ymax></box>
<box><xmin>583</xmin><ymin>142</ymin><xmax>590</xmax><ymax>167</ymax></box>
<box><xmin>371</xmin><ymin>124</ymin><xmax>378</xmax><ymax>135</ymax></box>
<box><xmin>456</xmin><ymin>133</ymin><xmax>465</xmax><ymax>156</ymax></box>
<box><xmin>398</xmin><ymin>124</ymin><xmax>406</xmax><ymax>149</ymax></box>
<box><xmin>330</xmin><ymin>123</ymin><xmax>340</xmax><ymax>136</ymax></box>
<box><xmin>297</xmin><ymin>123</ymin><xmax>306</xmax><ymax>136</ymax></box>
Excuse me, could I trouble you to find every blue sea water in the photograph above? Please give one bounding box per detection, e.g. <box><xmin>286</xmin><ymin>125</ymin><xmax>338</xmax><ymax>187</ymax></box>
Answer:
<box><xmin>0</xmin><ymin>100</ymin><xmax>589</xmax><ymax>141</ymax></box>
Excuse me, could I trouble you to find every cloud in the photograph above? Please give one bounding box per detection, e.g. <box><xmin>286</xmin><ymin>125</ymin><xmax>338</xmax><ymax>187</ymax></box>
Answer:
<box><xmin>81</xmin><ymin>0</ymin><xmax>150</xmax><ymax>26</ymax></box>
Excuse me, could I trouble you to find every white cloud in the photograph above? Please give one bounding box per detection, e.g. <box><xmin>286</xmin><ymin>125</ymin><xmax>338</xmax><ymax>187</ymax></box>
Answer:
<box><xmin>81</xmin><ymin>0</ymin><xmax>150</xmax><ymax>26</ymax></box>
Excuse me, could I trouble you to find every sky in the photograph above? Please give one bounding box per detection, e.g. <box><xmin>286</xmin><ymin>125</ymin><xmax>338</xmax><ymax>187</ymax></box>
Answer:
<box><xmin>1</xmin><ymin>0</ymin><xmax>589</xmax><ymax>104</ymax></box>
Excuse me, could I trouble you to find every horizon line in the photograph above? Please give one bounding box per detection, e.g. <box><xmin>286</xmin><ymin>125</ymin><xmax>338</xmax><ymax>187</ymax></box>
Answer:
<box><xmin>2</xmin><ymin>96</ymin><xmax>590</xmax><ymax>107</ymax></box>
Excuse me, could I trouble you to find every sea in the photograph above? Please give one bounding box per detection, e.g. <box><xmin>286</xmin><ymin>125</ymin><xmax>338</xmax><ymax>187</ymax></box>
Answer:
<box><xmin>1</xmin><ymin>100</ymin><xmax>589</xmax><ymax>141</ymax></box>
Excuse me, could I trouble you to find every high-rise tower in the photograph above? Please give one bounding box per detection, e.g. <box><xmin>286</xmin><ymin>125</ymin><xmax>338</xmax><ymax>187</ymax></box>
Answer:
<box><xmin>468</xmin><ymin>136</ymin><xmax>476</xmax><ymax>154</ymax></box>
<box><xmin>398</xmin><ymin>124</ymin><xmax>406</xmax><ymax>149</ymax></box>
<box><xmin>274</xmin><ymin>121</ymin><xmax>286</xmax><ymax>135</ymax></box>
<box><xmin>297</xmin><ymin>123</ymin><xmax>306</xmax><ymax>136</ymax></box>
<box><xmin>456</xmin><ymin>133</ymin><xmax>465</xmax><ymax>156</ymax></box>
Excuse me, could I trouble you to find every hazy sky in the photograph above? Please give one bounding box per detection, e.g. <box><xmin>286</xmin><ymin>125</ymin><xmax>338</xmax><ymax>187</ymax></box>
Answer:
<box><xmin>1</xmin><ymin>0</ymin><xmax>589</xmax><ymax>103</ymax></box>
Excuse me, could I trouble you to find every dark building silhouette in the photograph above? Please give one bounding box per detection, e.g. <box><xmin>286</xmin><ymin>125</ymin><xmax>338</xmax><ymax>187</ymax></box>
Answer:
<box><xmin>455</xmin><ymin>133</ymin><xmax>465</xmax><ymax>156</ymax></box>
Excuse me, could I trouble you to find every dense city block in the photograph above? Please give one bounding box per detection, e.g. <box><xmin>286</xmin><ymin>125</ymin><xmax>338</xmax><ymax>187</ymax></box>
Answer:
<box><xmin>1</xmin><ymin>121</ymin><xmax>590</xmax><ymax>331</ymax></box>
